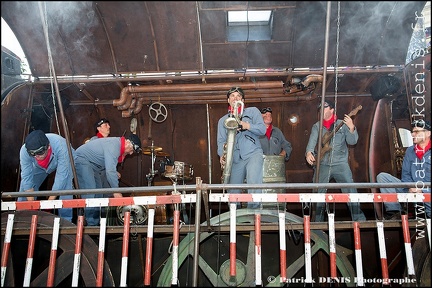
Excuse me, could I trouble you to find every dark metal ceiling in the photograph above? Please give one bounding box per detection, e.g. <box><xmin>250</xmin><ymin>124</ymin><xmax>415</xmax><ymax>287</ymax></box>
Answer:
<box><xmin>1</xmin><ymin>1</ymin><xmax>427</xmax><ymax>105</ymax></box>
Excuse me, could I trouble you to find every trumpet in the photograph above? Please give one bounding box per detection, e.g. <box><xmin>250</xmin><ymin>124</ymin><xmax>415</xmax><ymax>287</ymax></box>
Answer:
<box><xmin>221</xmin><ymin>100</ymin><xmax>244</xmax><ymax>184</ymax></box>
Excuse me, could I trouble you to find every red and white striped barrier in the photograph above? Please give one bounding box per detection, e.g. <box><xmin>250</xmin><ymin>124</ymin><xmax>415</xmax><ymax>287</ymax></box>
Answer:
<box><xmin>229</xmin><ymin>203</ymin><xmax>237</xmax><ymax>284</ymax></box>
<box><xmin>23</xmin><ymin>215</ymin><xmax>38</xmax><ymax>286</ymax></box>
<box><xmin>47</xmin><ymin>217</ymin><xmax>60</xmax><ymax>287</ymax></box>
<box><xmin>1</xmin><ymin>214</ymin><xmax>14</xmax><ymax>287</ymax></box>
<box><xmin>3</xmin><ymin>193</ymin><xmax>430</xmax><ymax>212</ymax></box>
<box><xmin>401</xmin><ymin>214</ymin><xmax>415</xmax><ymax>278</ymax></box>
<box><xmin>171</xmin><ymin>210</ymin><xmax>180</xmax><ymax>286</ymax></box>
<box><xmin>303</xmin><ymin>215</ymin><xmax>313</xmax><ymax>284</ymax></box>
<box><xmin>144</xmin><ymin>209</ymin><xmax>155</xmax><ymax>286</ymax></box>
<box><xmin>376</xmin><ymin>221</ymin><xmax>390</xmax><ymax>286</ymax></box>
<box><xmin>278</xmin><ymin>212</ymin><xmax>287</xmax><ymax>284</ymax></box>
<box><xmin>72</xmin><ymin>215</ymin><xmax>85</xmax><ymax>287</ymax></box>
<box><xmin>254</xmin><ymin>213</ymin><xmax>262</xmax><ymax>286</ymax></box>
<box><xmin>328</xmin><ymin>213</ymin><xmax>337</xmax><ymax>281</ymax></box>
<box><xmin>120</xmin><ymin>211</ymin><xmax>131</xmax><ymax>287</ymax></box>
<box><xmin>96</xmin><ymin>217</ymin><xmax>107</xmax><ymax>287</ymax></box>
<box><xmin>353</xmin><ymin>222</ymin><xmax>364</xmax><ymax>287</ymax></box>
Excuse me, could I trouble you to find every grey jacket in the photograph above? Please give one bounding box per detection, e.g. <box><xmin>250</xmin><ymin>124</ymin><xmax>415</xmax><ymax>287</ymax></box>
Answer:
<box><xmin>305</xmin><ymin>119</ymin><xmax>358</xmax><ymax>165</ymax></box>
<box><xmin>259</xmin><ymin>126</ymin><xmax>292</xmax><ymax>161</ymax></box>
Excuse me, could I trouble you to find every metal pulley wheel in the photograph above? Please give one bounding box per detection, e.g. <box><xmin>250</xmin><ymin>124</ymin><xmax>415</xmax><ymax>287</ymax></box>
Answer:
<box><xmin>148</xmin><ymin>102</ymin><xmax>168</xmax><ymax>123</ymax></box>
<box><xmin>116</xmin><ymin>205</ymin><xmax>148</xmax><ymax>225</ymax></box>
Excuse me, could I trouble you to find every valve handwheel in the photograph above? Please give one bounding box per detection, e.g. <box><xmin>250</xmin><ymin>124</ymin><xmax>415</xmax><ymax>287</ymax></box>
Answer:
<box><xmin>149</xmin><ymin>102</ymin><xmax>168</xmax><ymax>123</ymax></box>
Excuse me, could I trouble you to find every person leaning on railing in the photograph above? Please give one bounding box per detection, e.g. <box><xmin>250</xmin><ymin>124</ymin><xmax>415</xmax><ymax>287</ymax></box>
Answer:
<box><xmin>74</xmin><ymin>134</ymin><xmax>142</xmax><ymax>226</ymax></box>
<box><xmin>377</xmin><ymin>119</ymin><xmax>431</xmax><ymax>219</ymax></box>
<box><xmin>18</xmin><ymin>130</ymin><xmax>75</xmax><ymax>222</ymax></box>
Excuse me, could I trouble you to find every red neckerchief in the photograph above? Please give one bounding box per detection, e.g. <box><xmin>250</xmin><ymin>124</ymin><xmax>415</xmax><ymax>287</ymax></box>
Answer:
<box><xmin>36</xmin><ymin>146</ymin><xmax>52</xmax><ymax>169</ymax></box>
<box><xmin>118</xmin><ymin>136</ymin><xmax>126</xmax><ymax>163</ymax></box>
<box><xmin>96</xmin><ymin>132</ymin><xmax>104</xmax><ymax>138</ymax></box>
<box><xmin>415</xmin><ymin>140</ymin><xmax>431</xmax><ymax>160</ymax></box>
<box><xmin>323</xmin><ymin>114</ymin><xmax>337</xmax><ymax>130</ymax></box>
<box><xmin>265</xmin><ymin>124</ymin><xmax>272</xmax><ymax>140</ymax></box>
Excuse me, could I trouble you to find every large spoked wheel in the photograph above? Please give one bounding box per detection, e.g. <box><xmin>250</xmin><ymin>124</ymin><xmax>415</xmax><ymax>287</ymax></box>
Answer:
<box><xmin>157</xmin><ymin>209</ymin><xmax>356</xmax><ymax>287</ymax></box>
<box><xmin>1</xmin><ymin>210</ymin><xmax>115</xmax><ymax>287</ymax></box>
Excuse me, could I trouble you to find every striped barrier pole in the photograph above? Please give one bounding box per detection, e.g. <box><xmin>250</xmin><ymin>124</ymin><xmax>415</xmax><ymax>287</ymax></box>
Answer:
<box><xmin>353</xmin><ymin>221</ymin><xmax>364</xmax><ymax>287</ymax></box>
<box><xmin>144</xmin><ymin>209</ymin><xmax>155</xmax><ymax>286</ymax></box>
<box><xmin>72</xmin><ymin>215</ymin><xmax>85</xmax><ymax>287</ymax></box>
<box><xmin>47</xmin><ymin>217</ymin><xmax>61</xmax><ymax>287</ymax></box>
<box><xmin>229</xmin><ymin>203</ymin><xmax>237</xmax><ymax>286</ymax></box>
<box><xmin>376</xmin><ymin>221</ymin><xmax>390</xmax><ymax>286</ymax></box>
<box><xmin>303</xmin><ymin>215</ymin><xmax>312</xmax><ymax>284</ymax></box>
<box><xmin>120</xmin><ymin>211</ymin><xmax>131</xmax><ymax>287</ymax></box>
<box><xmin>171</xmin><ymin>210</ymin><xmax>180</xmax><ymax>286</ymax></box>
<box><xmin>278</xmin><ymin>212</ymin><xmax>287</xmax><ymax>284</ymax></box>
<box><xmin>254</xmin><ymin>213</ymin><xmax>262</xmax><ymax>286</ymax></box>
<box><xmin>23</xmin><ymin>214</ymin><xmax>38</xmax><ymax>287</ymax></box>
<box><xmin>1</xmin><ymin>213</ymin><xmax>15</xmax><ymax>287</ymax></box>
<box><xmin>401</xmin><ymin>214</ymin><xmax>415</xmax><ymax>279</ymax></box>
<box><xmin>96</xmin><ymin>217</ymin><xmax>107</xmax><ymax>287</ymax></box>
<box><xmin>328</xmin><ymin>213</ymin><xmax>337</xmax><ymax>281</ymax></box>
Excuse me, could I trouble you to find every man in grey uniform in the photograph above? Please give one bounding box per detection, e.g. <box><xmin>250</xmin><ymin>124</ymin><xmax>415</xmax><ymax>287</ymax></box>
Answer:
<box><xmin>18</xmin><ymin>130</ymin><xmax>74</xmax><ymax>222</ymax></box>
<box><xmin>259</xmin><ymin>107</ymin><xmax>292</xmax><ymax>161</ymax></box>
<box><xmin>74</xmin><ymin>134</ymin><xmax>142</xmax><ymax>225</ymax></box>
<box><xmin>305</xmin><ymin>100</ymin><xmax>366</xmax><ymax>222</ymax></box>
<box><xmin>217</xmin><ymin>87</ymin><xmax>266</xmax><ymax>209</ymax></box>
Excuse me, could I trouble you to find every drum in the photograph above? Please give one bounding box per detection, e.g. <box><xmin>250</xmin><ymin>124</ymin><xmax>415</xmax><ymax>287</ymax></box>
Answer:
<box><xmin>262</xmin><ymin>155</ymin><xmax>286</xmax><ymax>210</ymax></box>
<box><xmin>163</xmin><ymin>161</ymin><xmax>193</xmax><ymax>181</ymax></box>
<box><xmin>116</xmin><ymin>205</ymin><xmax>148</xmax><ymax>225</ymax></box>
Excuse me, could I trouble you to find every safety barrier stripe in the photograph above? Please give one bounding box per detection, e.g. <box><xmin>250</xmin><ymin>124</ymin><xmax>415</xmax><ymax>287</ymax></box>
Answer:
<box><xmin>2</xmin><ymin>193</ymin><xmax>430</xmax><ymax>211</ymax></box>
<box><xmin>120</xmin><ymin>212</ymin><xmax>131</xmax><ymax>287</ymax></box>
<box><xmin>72</xmin><ymin>216</ymin><xmax>85</xmax><ymax>287</ymax></box>
<box><xmin>255</xmin><ymin>214</ymin><xmax>262</xmax><ymax>286</ymax></box>
<box><xmin>278</xmin><ymin>212</ymin><xmax>287</xmax><ymax>284</ymax></box>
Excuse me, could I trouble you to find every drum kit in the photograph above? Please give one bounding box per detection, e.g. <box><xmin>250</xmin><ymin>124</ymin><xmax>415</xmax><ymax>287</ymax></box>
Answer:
<box><xmin>143</xmin><ymin>140</ymin><xmax>193</xmax><ymax>185</ymax></box>
<box><xmin>142</xmin><ymin>140</ymin><xmax>194</xmax><ymax>224</ymax></box>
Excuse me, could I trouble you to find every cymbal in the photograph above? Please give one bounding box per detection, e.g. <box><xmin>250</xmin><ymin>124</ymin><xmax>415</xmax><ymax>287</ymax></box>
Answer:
<box><xmin>142</xmin><ymin>145</ymin><xmax>162</xmax><ymax>152</ymax></box>
<box><xmin>143</xmin><ymin>151</ymin><xmax>170</xmax><ymax>157</ymax></box>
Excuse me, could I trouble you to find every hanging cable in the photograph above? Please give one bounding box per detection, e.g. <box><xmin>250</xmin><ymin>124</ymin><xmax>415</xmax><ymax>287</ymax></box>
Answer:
<box><xmin>39</xmin><ymin>2</ymin><xmax>61</xmax><ymax>134</ymax></box>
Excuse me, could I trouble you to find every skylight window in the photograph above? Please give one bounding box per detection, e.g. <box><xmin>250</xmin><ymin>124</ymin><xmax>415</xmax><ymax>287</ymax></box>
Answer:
<box><xmin>227</xmin><ymin>10</ymin><xmax>273</xmax><ymax>42</ymax></box>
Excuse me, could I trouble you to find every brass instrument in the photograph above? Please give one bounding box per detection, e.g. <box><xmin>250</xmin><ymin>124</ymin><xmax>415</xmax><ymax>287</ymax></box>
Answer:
<box><xmin>221</xmin><ymin>100</ymin><xmax>244</xmax><ymax>184</ymax></box>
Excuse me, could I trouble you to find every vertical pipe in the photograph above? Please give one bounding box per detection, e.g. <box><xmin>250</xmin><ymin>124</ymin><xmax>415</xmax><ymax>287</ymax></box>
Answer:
<box><xmin>376</xmin><ymin>221</ymin><xmax>390</xmax><ymax>286</ymax></box>
<box><xmin>144</xmin><ymin>209</ymin><xmax>155</xmax><ymax>286</ymax></box>
<box><xmin>47</xmin><ymin>217</ymin><xmax>61</xmax><ymax>287</ymax></box>
<box><xmin>255</xmin><ymin>213</ymin><xmax>262</xmax><ymax>286</ymax></box>
<box><xmin>314</xmin><ymin>1</ymin><xmax>332</xmax><ymax>182</ymax></box>
<box><xmin>72</xmin><ymin>215</ymin><xmax>85</xmax><ymax>287</ymax></box>
<box><xmin>171</xmin><ymin>210</ymin><xmax>180</xmax><ymax>286</ymax></box>
<box><xmin>229</xmin><ymin>203</ymin><xmax>237</xmax><ymax>285</ymax></box>
<box><xmin>1</xmin><ymin>214</ymin><xmax>15</xmax><ymax>287</ymax></box>
<box><xmin>192</xmin><ymin>178</ymin><xmax>202</xmax><ymax>287</ymax></box>
<box><xmin>23</xmin><ymin>214</ymin><xmax>38</xmax><ymax>287</ymax></box>
<box><xmin>120</xmin><ymin>211</ymin><xmax>131</xmax><ymax>287</ymax></box>
<box><xmin>401</xmin><ymin>214</ymin><xmax>415</xmax><ymax>278</ymax></box>
<box><xmin>96</xmin><ymin>217</ymin><xmax>107</xmax><ymax>287</ymax></box>
<box><xmin>353</xmin><ymin>222</ymin><xmax>364</xmax><ymax>287</ymax></box>
<box><xmin>303</xmin><ymin>215</ymin><xmax>312</xmax><ymax>284</ymax></box>
<box><xmin>278</xmin><ymin>212</ymin><xmax>287</xmax><ymax>284</ymax></box>
<box><xmin>328</xmin><ymin>213</ymin><xmax>337</xmax><ymax>280</ymax></box>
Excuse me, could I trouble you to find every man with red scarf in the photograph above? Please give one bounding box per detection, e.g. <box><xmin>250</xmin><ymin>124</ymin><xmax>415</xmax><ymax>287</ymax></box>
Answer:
<box><xmin>91</xmin><ymin>118</ymin><xmax>111</xmax><ymax>140</ymax></box>
<box><xmin>377</xmin><ymin>119</ymin><xmax>431</xmax><ymax>219</ymax></box>
<box><xmin>74</xmin><ymin>134</ymin><xmax>142</xmax><ymax>225</ymax></box>
<box><xmin>305</xmin><ymin>100</ymin><xmax>366</xmax><ymax>222</ymax></box>
<box><xmin>259</xmin><ymin>107</ymin><xmax>292</xmax><ymax>161</ymax></box>
<box><xmin>18</xmin><ymin>130</ymin><xmax>75</xmax><ymax>222</ymax></box>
